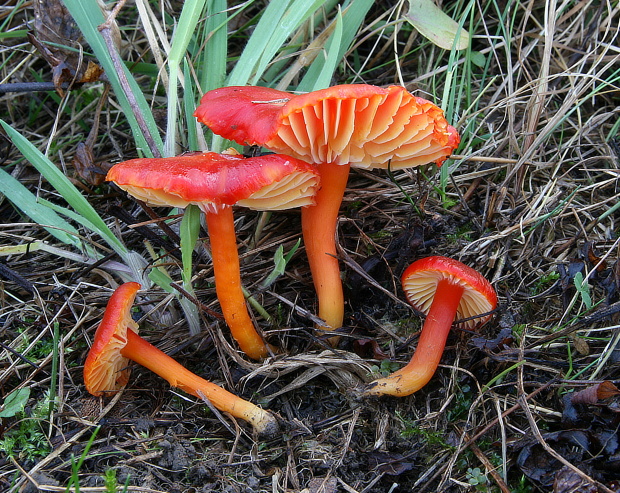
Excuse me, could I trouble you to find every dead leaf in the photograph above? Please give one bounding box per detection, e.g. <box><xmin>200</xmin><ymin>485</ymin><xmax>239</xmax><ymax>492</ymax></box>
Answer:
<box><xmin>515</xmin><ymin>429</ymin><xmax>620</xmax><ymax>487</ymax></box>
<box><xmin>305</xmin><ymin>477</ymin><xmax>338</xmax><ymax>493</ymax></box>
<box><xmin>553</xmin><ymin>466</ymin><xmax>598</xmax><ymax>493</ymax></box>
<box><xmin>404</xmin><ymin>0</ymin><xmax>470</xmax><ymax>51</ymax></box>
<box><xmin>29</xmin><ymin>0</ymin><xmax>108</xmax><ymax>94</ymax></box>
<box><xmin>571</xmin><ymin>381</ymin><xmax>620</xmax><ymax>406</ymax></box>
<box><xmin>72</xmin><ymin>142</ymin><xmax>113</xmax><ymax>186</ymax></box>
<box><xmin>470</xmin><ymin>327</ymin><xmax>514</xmax><ymax>352</ymax></box>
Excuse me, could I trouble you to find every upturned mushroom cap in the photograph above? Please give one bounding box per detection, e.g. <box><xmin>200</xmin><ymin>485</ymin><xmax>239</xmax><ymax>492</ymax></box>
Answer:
<box><xmin>84</xmin><ymin>282</ymin><xmax>140</xmax><ymax>396</ymax></box>
<box><xmin>401</xmin><ymin>256</ymin><xmax>497</xmax><ymax>330</ymax></box>
<box><xmin>194</xmin><ymin>84</ymin><xmax>460</xmax><ymax>170</ymax></box>
<box><xmin>106</xmin><ymin>151</ymin><xmax>320</xmax><ymax>213</ymax></box>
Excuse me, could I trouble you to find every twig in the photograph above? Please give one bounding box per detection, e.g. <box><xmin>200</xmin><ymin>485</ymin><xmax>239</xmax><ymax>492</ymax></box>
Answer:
<box><xmin>97</xmin><ymin>0</ymin><xmax>161</xmax><ymax>158</ymax></box>
<box><xmin>0</xmin><ymin>82</ymin><xmax>72</xmax><ymax>94</ymax></box>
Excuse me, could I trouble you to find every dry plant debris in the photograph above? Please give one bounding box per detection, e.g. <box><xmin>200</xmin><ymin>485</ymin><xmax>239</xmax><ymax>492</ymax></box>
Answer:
<box><xmin>1</xmin><ymin>1</ymin><xmax>620</xmax><ymax>492</ymax></box>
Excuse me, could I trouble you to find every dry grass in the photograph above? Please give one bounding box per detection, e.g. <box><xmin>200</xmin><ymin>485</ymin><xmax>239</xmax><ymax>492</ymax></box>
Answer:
<box><xmin>1</xmin><ymin>1</ymin><xmax>620</xmax><ymax>492</ymax></box>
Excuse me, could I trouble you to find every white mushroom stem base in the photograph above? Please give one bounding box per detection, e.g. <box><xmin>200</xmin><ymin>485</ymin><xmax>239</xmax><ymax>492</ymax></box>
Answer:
<box><xmin>364</xmin><ymin>279</ymin><xmax>465</xmax><ymax>397</ymax></box>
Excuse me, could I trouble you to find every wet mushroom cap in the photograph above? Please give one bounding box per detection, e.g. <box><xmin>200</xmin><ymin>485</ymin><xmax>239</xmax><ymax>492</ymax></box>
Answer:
<box><xmin>194</xmin><ymin>84</ymin><xmax>460</xmax><ymax>169</ymax></box>
<box><xmin>402</xmin><ymin>256</ymin><xmax>498</xmax><ymax>330</ymax></box>
<box><xmin>106</xmin><ymin>151</ymin><xmax>320</xmax><ymax>213</ymax></box>
<box><xmin>83</xmin><ymin>282</ymin><xmax>140</xmax><ymax>396</ymax></box>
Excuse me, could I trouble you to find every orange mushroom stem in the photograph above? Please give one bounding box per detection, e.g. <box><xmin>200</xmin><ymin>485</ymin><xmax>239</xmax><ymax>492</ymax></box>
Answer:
<box><xmin>364</xmin><ymin>256</ymin><xmax>497</xmax><ymax>397</ymax></box>
<box><xmin>300</xmin><ymin>162</ymin><xmax>350</xmax><ymax>335</ymax></box>
<box><xmin>204</xmin><ymin>206</ymin><xmax>267</xmax><ymax>358</ymax></box>
<box><xmin>84</xmin><ymin>282</ymin><xmax>279</xmax><ymax>436</ymax></box>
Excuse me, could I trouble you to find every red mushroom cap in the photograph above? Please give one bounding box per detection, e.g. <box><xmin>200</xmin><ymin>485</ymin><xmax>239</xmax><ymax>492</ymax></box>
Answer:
<box><xmin>194</xmin><ymin>84</ymin><xmax>459</xmax><ymax>169</ymax></box>
<box><xmin>106</xmin><ymin>151</ymin><xmax>319</xmax><ymax>213</ymax></box>
<box><xmin>401</xmin><ymin>256</ymin><xmax>497</xmax><ymax>330</ymax></box>
<box><xmin>83</xmin><ymin>282</ymin><xmax>141</xmax><ymax>396</ymax></box>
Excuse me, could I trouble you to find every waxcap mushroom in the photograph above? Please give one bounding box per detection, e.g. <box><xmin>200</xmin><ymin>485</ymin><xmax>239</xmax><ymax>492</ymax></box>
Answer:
<box><xmin>107</xmin><ymin>151</ymin><xmax>319</xmax><ymax>360</ymax></box>
<box><xmin>194</xmin><ymin>84</ymin><xmax>459</xmax><ymax>170</ymax></box>
<box><xmin>364</xmin><ymin>256</ymin><xmax>497</xmax><ymax>397</ymax></box>
<box><xmin>84</xmin><ymin>282</ymin><xmax>279</xmax><ymax>436</ymax></box>
<box><xmin>195</xmin><ymin>85</ymin><xmax>459</xmax><ymax>338</ymax></box>
<box><xmin>106</xmin><ymin>150</ymin><xmax>319</xmax><ymax>214</ymax></box>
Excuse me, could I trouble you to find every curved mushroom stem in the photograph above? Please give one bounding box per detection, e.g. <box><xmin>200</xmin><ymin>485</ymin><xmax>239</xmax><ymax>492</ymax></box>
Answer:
<box><xmin>122</xmin><ymin>329</ymin><xmax>278</xmax><ymax>436</ymax></box>
<box><xmin>364</xmin><ymin>279</ymin><xmax>465</xmax><ymax>396</ymax></box>
<box><xmin>205</xmin><ymin>206</ymin><xmax>272</xmax><ymax>360</ymax></box>
<box><xmin>301</xmin><ymin>162</ymin><xmax>350</xmax><ymax>343</ymax></box>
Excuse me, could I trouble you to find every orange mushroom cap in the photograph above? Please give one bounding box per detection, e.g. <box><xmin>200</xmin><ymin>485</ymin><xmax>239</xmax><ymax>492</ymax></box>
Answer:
<box><xmin>106</xmin><ymin>151</ymin><xmax>319</xmax><ymax>213</ymax></box>
<box><xmin>401</xmin><ymin>256</ymin><xmax>497</xmax><ymax>331</ymax></box>
<box><xmin>194</xmin><ymin>84</ymin><xmax>460</xmax><ymax>169</ymax></box>
<box><xmin>83</xmin><ymin>282</ymin><xmax>140</xmax><ymax>396</ymax></box>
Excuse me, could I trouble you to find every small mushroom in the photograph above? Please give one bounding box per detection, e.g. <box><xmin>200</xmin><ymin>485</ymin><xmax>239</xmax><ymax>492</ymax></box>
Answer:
<box><xmin>364</xmin><ymin>256</ymin><xmax>497</xmax><ymax>397</ymax></box>
<box><xmin>195</xmin><ymin>85</ymin><xmax>460</xmax><ymax>339</ymax></box>
<box><xmin>107</xmin><ymin>150</ymin><xmax>319</xmax><ymax>360</ymax></box>
<box><xmin>84</xmin><ymin>282</ymin><xmax>279</xmax><ymax>436</ymax></box>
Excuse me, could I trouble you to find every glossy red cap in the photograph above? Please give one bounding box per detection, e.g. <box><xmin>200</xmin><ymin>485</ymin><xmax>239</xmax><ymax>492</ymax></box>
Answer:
<box><xmin>195</xmin><ymin>84</ymin><xmax>459</xmax><ymax>169</ymax></box>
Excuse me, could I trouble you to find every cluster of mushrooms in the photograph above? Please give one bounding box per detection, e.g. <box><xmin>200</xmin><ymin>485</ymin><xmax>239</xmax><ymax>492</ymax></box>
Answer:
<box><xmin>83</xmin><ymin>84</ymin><xmax>498</xmax><ymax>436</ymax></box>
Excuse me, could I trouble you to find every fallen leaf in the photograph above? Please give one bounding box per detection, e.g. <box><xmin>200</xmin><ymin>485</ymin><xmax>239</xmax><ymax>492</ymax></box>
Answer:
<box><xmin>571</xmin><ymin>381</ymin><xmax>620</xmax><ymax>406</ymax></box>
<box><xmin>553</xmin><ymin>466</ymin><xmax>597</xmax><ymax>493</ymax></box>
<box><xmin>72</xmin><ymin>142</ymin><xmax>113</xmax><ymax>186</ymax></box>
<box><xmin>470</xmin><ymin>327</ymin><xmax>514</xmax><ymax>352</ymax></box>
<box><xmin>305</xmin><ymin>477</ymin><xmax>338</xmax><ymax>493</ymax></box>
<box><xmin>404</xmin><ymin>0</ymin><xmax>470</xmax><ymax>51</ymax></box>
<box><xmin>29</xmin><ymin>0</ymin><xmax>108</xmax><ymax>93</ymax></box>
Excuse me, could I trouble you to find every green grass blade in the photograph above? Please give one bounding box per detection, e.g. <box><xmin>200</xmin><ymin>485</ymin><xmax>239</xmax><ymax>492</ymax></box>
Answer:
<box><xmin>1</xmin><ymin>120</ymin><xmax>125</xmax><ymax>252</ymax></box>
<box><xmin>180</xmin><ymin>205</ymin><xmax>201</xmax><ymax>285</ymax></box>
<box><xmin>200</xmin><ymin>0</ymin><xmax>228</xmax><ymax>94</ymax></box>
<box><xmin>298</xmin><ymin>8</ymin><xmax>343</xmax><ymax>92</ymax></box>
<box><xmin>164</xmin><ymin>0</ymin><xmax>208</xmax><ymax>157</ymax></box>
<box><xmin>0</xmin><ymin>167</ymin><xmax>82</xmax><ymax>247</ymax></box>
<box><xmin>184</xmin><ymin>60</ymin><xmax>200</xmax><ymax>152</ymax></box>
<box><xmin>298</xmin><ymin>0</ymin><xmax>374</xmax><ymax>92</ymax></box>
<box><xmin>228</xmin><ymin>0</ymin><xmax>325</xmax><ymax>86</ymax></box>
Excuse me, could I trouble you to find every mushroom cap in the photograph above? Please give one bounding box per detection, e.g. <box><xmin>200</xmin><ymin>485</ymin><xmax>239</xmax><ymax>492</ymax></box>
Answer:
<box><xmin>401</xmin><ymin>256</ymin><xmax>497</xmax><ymax>330</ymax></box>
<box><xmin>194</xmin><ymin>84</ymin><xmax>460</xmax><ymax>170</ymax></box>
<box><xmin>106</xmin><ymin>151</ymin><xmax>320</xmax><ymax>213</ymax></box>
<box><xmin>84</xmin><ymin>282</ymin><xmax>141</xmax><ymax>396</ymax></box>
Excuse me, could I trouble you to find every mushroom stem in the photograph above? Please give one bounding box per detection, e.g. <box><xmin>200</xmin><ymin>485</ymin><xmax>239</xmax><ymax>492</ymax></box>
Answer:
<box><xmin>301</xmin><ymin>162</ymin><xmax>350</xmax><ymax>340</ymax></box>
<box><xmin>121</xmin><ymin>329</ymin><xmax>278</xmax><ymax>435</ymax></box>
<box><xmin>365</xmin><ymin>279</ymin><xmax>465</xmax><ymax>396</ymax></box>
<box><xmin>204</xmin><ymin>206</ymin><xmax>271</xmax><ymax>360</ymax></box>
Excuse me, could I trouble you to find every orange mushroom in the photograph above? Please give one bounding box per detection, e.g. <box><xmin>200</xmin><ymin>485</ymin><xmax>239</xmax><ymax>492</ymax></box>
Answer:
<box><xmin>195</xmin><ymin>85</ymin><xmax>460</xmax><ymax>340</ymax></box>
<box><xmin>107</xmin><ymin>151</ymin><xmax>319</xmax><ymax>360</ymax></box>
<box><xmin>364</xmin><ymin>256</ymin><xmax>497</xmax><ymax>397</ymax></box>
<box><xmin>84</xmin><ymin>282</ymin><xmax>279</xmax><ymax>436</ymax></box>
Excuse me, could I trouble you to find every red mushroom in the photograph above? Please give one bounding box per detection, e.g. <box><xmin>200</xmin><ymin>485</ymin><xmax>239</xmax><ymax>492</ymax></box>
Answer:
<box><xmin>364</xmin><ymin>256</ymin><xmax>497</xmax><ymax>397</ymax></box>
<box><xmin>107</xmin><ymin>151</ymin><xmax>319</xmax><ymax>360</ymax></box>
<box><xmin>84</xmin><ymin>282</ymin><xmax>279</xmax><ymax>436</ymax></box>
<box><xmin>195</xmin><ymin>84</ymin><xmax>460</xmax><ymax>339</ymax></box>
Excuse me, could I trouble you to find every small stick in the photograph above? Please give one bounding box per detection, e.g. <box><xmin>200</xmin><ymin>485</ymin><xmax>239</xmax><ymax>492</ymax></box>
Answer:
<box><xmin>97</xmin><ymin>0</ymin><xmax>161</xmax><ymax>158</ymax></box>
